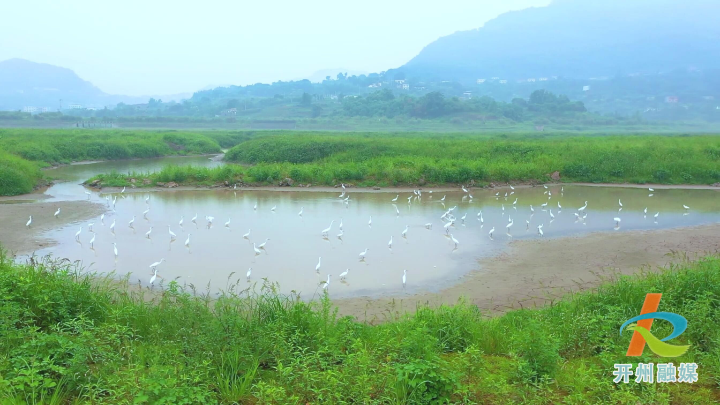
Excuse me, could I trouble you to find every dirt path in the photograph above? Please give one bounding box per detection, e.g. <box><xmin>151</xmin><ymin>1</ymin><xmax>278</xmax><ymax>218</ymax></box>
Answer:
<box><xmin>0</xmin><ymin>199</ymin><xmax>106</xmax><ymax>255</ymax></box>
<box><xmin>335</xmin><ymin>223</ymin><xmax>720</xmax><ymax>323</ymax></box>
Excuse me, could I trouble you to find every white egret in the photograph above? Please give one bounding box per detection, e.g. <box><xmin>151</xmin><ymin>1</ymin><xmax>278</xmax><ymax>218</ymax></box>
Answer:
<box><xmin>495</xmin><ymin>192</ymin><xmax>500</xmax><ymax>197</ymax></box>
<box><xmin>323</xmin><ymin>274</ymin><xmax>331</xmax><ymax>290</ymax></box>
<box><xmin>298</xmin><ymin>207</ymin><xmax>303</xmax><ymax>216</ymax></box>
<box><xmin>191</xmin><ymin>214</ymin><xmax>197</xmax><ymax>223</ymax></box>
<box><xmin>538</xmin><ymin>224</ymin><xmax>544</xmax><ymax>236</ymax></box>
<box><xmin>337</xmin><ymin>230</ymin><xmax>343</xmax><ymax>238</ymax></box>
<box><xmin>578</xmin><ymin>201</ymin><xmax>588</xmax><ymax>211</ymax></box>
<box><xmin>339</xmin><ymin>269</ymin><xmax>349</xmax><ymax>280</ymax></box>
<box><xmin>75</xmin><ymin>227</ymin><xmax>82</xmax><ymax>240</ymax></box>
<box><xmin>110</xmin><ymin>219</ymin><xmax>116</xmax><ymax>231</ymax></box>
<box><xmin>206</xmin><ymin>216</ymin><xmax>214</xmax><ymax>225</ymax></box>
<box><xmin>618</xmin><ymin>199</ymin><xmax>623</xmax><ymax>207</ymax></box>
<box><xmin>339</xmin><ymin>218</ymin><xmax>343</xmax><ymax>230</ymax></box>
<box><xmin>121</xmin><ymin>186</ymin><xmax>126</xmax><ymax>193</ymax></box>
<box><xmin>488</xmin><ymin>227</ymin><xmax>495</xmax><ymax>237</ymax></box>
<box><xmin>549</xmin><ymin>209</ymin><xmax>555</xmax><ymax>219</ymax></box>
<box><xmin>402</xmin><ymin>225</ymin><xmax>409</xmax><ymax>237</ymax></box>
<box><xmin>149</xmin><ymin>268</ymin><xmax>158</xmax><ymax>285</ymax></box>
<box><xmin>526</xmin><ymin>219</ymin><xmax>530</xmax><ymax>229</ymax></box>
<box><xmin>557</xmin><ymin>201</ymin><xmax>562</xmax><ymax>210</ymax></box>
<box><xmin>243</xmin><ymin>228</ymin><xmax>251</xmax><ymax>239</ymax></box>
<box><xmin>644</xmin><ymin>207</ymin><xmax>647</xmax><ymax>214</ymax></box>
<box><xmin>478</xmin><ymin>211</ymin><xmax>484</xmax><ymax>223</ymax></box>
<box><xmin>368</xmin><ymin>216</ymin><xmax>372</xmax><ymax>226</ymax></box>
<box><xmin>395</xmin><ymin>205</ymin><xmax>400</xmax><ymax>215</ymax></box>
<box><xmin>225</xmin><ymin>218</ymin><xmax>231</xmax><ymax>227</ymax></box>
<box><xmin>683</xmin><ymin>205</ymin><xmax>690</xmax><ymax>210</ymax></box>
<box><xmin>25</xmin><ymin>216</ymin><xmax>32</xmax><ymax>227</ymax></box>
<box><xmin>341</xmin><ymin>183</ymin><xmax>346</xmax><ymax>190</ymax></box>
<box><xmin>530</xmin><ymin>205</ymin><xmax>535</xmax><ymax>213</ymax></box>
<box><xmin>128</xmin><ymin>216</ymin><xmax>135</xmax><ymax>227</ymax></box>
<box><xmin>540</xmin><ymin>202</ymin><xmax>547</xmax><ymax>208</ymax></box>
<box><xmin>450</xmin><ymin>234</ymin><xmax>459</xmax><ymax>248</ymax></box>
<box><xmin>388</xmin><ymin>236</ymin><xmax>393</xmax><ymax>248</ymax></box>
<box><xmin>145</xmin><ymin>195</ymin><xmax>150</xmax><ymax>203</ymax></box>
<box><xmin>462</xmin><ymin>185</ymin><xmax>468</xmax><ymax>193</ymax></box>
<box><xmin>321</xmin><ymin>221</ymin><xmax>334</xmax><ymax>237</ymax></box>
<box><xmin>391</xmin><ymin>195</ymin><xmax>398</xmax><ymax>202</ymax></box>
<box><xmin>89</xmin><ymin>233</ymin><xmax>95</xmax><ymax>248</ymax></box>
<box><xmin>246</xmin><ymin>267</ymin><xmax>252</xmax><ymax>281</ymax></box>
<box><xmin>510</xmin><ymin>185</ymin><xmax>515</xmax><ymax>190</ymax></box>
<box><xmin>425</xmin><ymin>223</ymin><xmax>432</xmax><ymax>229</ymax></box>
<box><xmin>614</xmin><ymin>217</ymin><xmax>621</xmax><ymax>226</ymax></box>
<box><xmin>253</xmin><ymin>202</ymin><xmax>257</xmax><ymax>210</ymax></box>
<box><xmin>179</xmin><ymin>216</ymin><xmax>184</xmax><ymax>226</ymax></box>
<box><xmin>543</xmin><ymin>184</ymin><xmax>548</xmax><ymax>189</ymax></box>
<box><xmin>185</xmin><ymin>234</ymin><xmax>191</xmax><ymax>247</ymax></box>
<box><xmin>469</xmin><ymin>194</ymin><xmax>474</xmax><ymax>200</ymax></box>
<box><xmin>100</xmin><ymin>213</ymin><xmax>105</xmax><ymax>222</ymax></box>
<box><xmin>316</xmin><ymin>257</ymin><xmax>322</xmax><ymax>272</ymax></box>
<box><xmin>502</xmin><ymin>204</ymin><xmax>505</xmax><ymax>211</ymax></box>
<box><xmin>113</xmin><ymin>242</ymin><xmax>118</xmax><ymax>257</ymax></box>
<box><xmin>504</xmin><ymin>192</ymin><xmax>508</xmax><ymax>197</ymax></box>
<box><xmin>271</xmin><ymin>206</ymin><xmax>276</xmax><ymax>212</ymax></box>
<box><xmin>440</xmin><ymin>195</ymin><xmax>446</xmax><ymax>201</ymax></box>
<box><xmin>444</xmin><ymin>220</ymin><xmax>454</xmax><ymax>234</ymax></box>
<box><xmin>506</xmin><ymin>219</ymin><xmax>514</xmax><ymax>230</ymax></box>
<box><xmin>654</xmin><ymin>212</ymin><xmax>660</xmax><ymax>219</ymax></box>
<box><xmin>461</xmin><ymin>213</ymin><xmax>467</xmax><ymax>222</ymax></box>
<box><xmin>149</xmin><ymin>258</ymin><xmax>165</xmax><ymax>271</ymax></box>
<box><xmin>143</xmin><ymin>208</ymin><xmax>150</xmax><ymax>218</ymax></box>
<box><xmin>258</xmin><ymin>238</ymin><xmax>270</xmax><ymax>249</ymax></box>
<box><xmin>84</xmin><ymin>190</ymin><xmax>92</xmax><ymax>199</ymax></box>
<box><xmin>168</xmin><ymin>225</ymin><xmax>177</xmax><ymax>240</ymax></box>
<box><xmin>253</xmin><ymin>243</ymin><xmax>261</xmax><ymax>255</ymax></box>
<box><xmin>402</xmin><ymin>269</ymin><xmax>407</xmax><ymax>287</ymax></box>
<box><xmin>145</xmin><ymin>227</ymin><xmax>153</xmax><ymax>238</ymax></box>
<box><xmin>54</xmin><ymin>208</ymin><xmax>60</xmax><ymax>218</ymax></box>
<box><xmin>407</xmin><ymin>195</ymin><xmax>412</xmax><ymax>203</ymax></box>
<box><xmin>359</xmin><ymin>248</ymin><xmax>369</xmax><ymax>260</ymax></box>
<box><xmin>513</xmin><ymin>198</ymin><xmax>518</xmax><ymax>206</ymax></box>
<box><xmin>649</xmin><ymin>188</ymin><xmax>654</xmax><ymax>192</ymax></box>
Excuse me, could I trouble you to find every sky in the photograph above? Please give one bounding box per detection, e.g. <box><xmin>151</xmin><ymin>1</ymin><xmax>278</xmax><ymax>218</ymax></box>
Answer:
<box><xmin>0</xmin><ymin>0</ymin><xmax>549</xmax><ymax>96</ymax></box>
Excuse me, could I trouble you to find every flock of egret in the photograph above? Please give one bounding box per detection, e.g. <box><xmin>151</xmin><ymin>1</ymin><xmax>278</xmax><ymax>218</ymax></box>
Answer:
<box><xmin>24</xmin><ymin>183</ymin><xmax>694</xmax><ymax>293</ymax></box>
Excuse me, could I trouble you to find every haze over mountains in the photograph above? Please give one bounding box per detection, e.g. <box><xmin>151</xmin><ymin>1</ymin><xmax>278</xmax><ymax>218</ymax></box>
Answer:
<box><xmin>2</xmin><ymin>0</ymin><xmax>719</xmax><ymax>111</ymax></box>
<box><xmin>396</xmin><ymin>0</ymin><xmax>720</xmax><ymax>82</ymax></box>
<box><xmin>0</xmin><ymin>59</ymin><xmax>192</xmax><ymax>111</ymax></box>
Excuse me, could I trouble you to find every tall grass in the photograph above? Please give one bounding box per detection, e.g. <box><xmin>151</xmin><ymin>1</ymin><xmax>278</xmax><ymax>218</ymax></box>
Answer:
<box><xmin>2</xmin><ymin>247</ymin><xmax>720</xmax><ymax>403</ymax></box>
<box><xmin>0</xmin><ymin>151</ymin><xmax>44</xmax><ymax>195</ymax></box>
<box><xmin>94</xmin><ymin>133</ymin><xmax>720</xmax><ymax>187</ymax></box>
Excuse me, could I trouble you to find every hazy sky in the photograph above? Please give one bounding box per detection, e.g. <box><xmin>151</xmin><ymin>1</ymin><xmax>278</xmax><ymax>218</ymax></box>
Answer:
<box><xmin>1</xmin><ymin>0</ymin><xmax>549</xmax><ymax>96</ymax></box>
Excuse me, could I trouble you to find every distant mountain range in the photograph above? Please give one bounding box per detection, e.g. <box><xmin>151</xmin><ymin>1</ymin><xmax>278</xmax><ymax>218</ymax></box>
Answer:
<box><xmin>395</xmin><ymin>0</ymin><xmax>720</xmax><ymax>83</ymax></box>
<box><xmin>0</xmin><ymin>59</ymin><xmax>192</xmax><ymax>111</ymax></box>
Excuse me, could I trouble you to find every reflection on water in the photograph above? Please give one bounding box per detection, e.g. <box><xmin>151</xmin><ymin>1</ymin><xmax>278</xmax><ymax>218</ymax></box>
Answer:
<box><xmin>44</xmin><ymin>156</ymin><xmax>222</xmax><ymax>202</ymax></box>
<box><xmin>29</xmin><ymin>180</ymin><xmax>720</xmax><ymax>299</ymax></box>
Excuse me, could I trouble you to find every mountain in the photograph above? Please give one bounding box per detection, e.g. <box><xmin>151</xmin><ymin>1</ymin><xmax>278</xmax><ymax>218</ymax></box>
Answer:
<box><xmin>0</xmin><ymin>59</ymin><xmax>190</xmax><ymax>111</ymax></box>
<box><xmin>396</xmin><ymin>0</ymin><xmax>720</xmax><ymax>83</ymax></box>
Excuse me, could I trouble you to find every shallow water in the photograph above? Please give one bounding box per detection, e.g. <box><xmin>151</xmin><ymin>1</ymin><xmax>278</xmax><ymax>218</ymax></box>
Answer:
<box><xmin>27</xmin><ymin>160</ymin><xmax>720</xmax><ymax>299</ymax></box>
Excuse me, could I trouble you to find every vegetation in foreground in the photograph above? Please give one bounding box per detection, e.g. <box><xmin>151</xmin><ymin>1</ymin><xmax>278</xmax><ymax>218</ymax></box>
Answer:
<box><xmin>91</xmin><ymin>133</ymin><xmax>720</xmax><ymax>188</ymax></box>
<box><xmin>0</xmin><ymin>129</ymin><xmax>237</xmax><ymax>196</ymax></box>
<box><xmin>1</xmin><ymin>249</ymin><xmax>720</xmax><ymax>404</ymax></box>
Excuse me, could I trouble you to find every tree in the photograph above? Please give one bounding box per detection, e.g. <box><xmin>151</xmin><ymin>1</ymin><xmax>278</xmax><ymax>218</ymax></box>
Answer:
<box><xmin>301</xmin><ymin>92</ymin><xmax>312</xmax><ymax>106</ymax></box>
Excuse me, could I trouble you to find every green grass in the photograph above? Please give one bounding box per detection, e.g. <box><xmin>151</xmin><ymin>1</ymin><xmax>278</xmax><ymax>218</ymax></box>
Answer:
<box><xmin>0</xmin><ymin>128</ymin><xmax>242</xmax><ymax>195</ymax></box>
<box><xmin>0</xmin><ymin>151</ymin><xmax>45</xmax><ymax>196</ymax></box>
<box><xmin>2</xmin><ymin>250</ymin><xmax>720</xmax><ymax>403</ymax></box>
<box><xmin>91</xmin><ymin>133</ymin><xmax>720</xmax><ymax>188</ymax></box>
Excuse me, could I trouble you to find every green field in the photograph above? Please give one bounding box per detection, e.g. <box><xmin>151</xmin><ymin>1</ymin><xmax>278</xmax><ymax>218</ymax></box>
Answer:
<box><xmin>89</xmin><ymin>132</ymin><xmax>720</xmax><ymax>188</ymax></box>
<box><xmin>1</xmin><ymin>248</ymin><xmax>718</xmax><ymax>403</ymax></box>
<box><xmin>0</xmin><ymin>129</ymin><xmax>227</xmax><ymax>195</ymax></box>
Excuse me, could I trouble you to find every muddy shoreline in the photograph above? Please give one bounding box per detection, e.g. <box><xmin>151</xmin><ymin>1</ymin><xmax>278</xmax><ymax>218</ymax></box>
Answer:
<box><xmin>95</xmin><ymin>182</ymin><xmax>720</xmax><ymax>195</ymax></box>
<box><xmin>333</xmin><ymin>223</ymin><xmax>720</xmax><ymax>322</ymax></box>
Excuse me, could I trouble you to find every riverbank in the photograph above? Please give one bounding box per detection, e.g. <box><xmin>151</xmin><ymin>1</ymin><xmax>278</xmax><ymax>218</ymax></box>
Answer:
<box><xmin>335</xmin><ymin>222</ymin><xmax>720</xmax><ymax>321</ymax></box>
<box><xmin>0</xmin><ymin>199</ymin><xmax>106</xmax><ymax>255</ymax></box>
<box><xmin>2</xmin><ymin>244</ymin><xmax>719</xmax><ymax>403</ymax></box>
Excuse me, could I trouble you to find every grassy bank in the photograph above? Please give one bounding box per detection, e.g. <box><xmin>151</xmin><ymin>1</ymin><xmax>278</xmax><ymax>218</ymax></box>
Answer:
<box><xmin>0</xmin><ymin>128</ymin><xmax>238</xmax><ymax>195</ymax></box>
<box><xmin>90</xmin><ymin>133</ymin><xmax>720</xmax><ymax>188</ymax></box>
<box><xmin>1</xmin><ymin>249</ymin><xmax>719</xmax><ymax>403</ymax></box>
